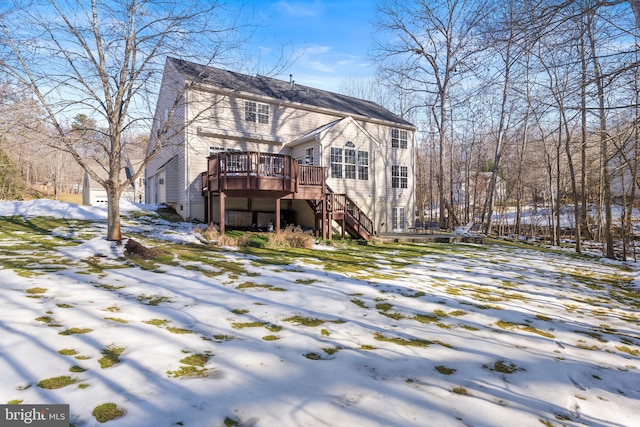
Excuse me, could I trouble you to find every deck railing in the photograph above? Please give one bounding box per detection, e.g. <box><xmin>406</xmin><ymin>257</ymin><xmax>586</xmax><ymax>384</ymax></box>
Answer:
<box><xmin>326</xmin><ymin>193</ymin><xmax>374</xmax><ymax>238</ymax></box>
<box><xmin>203</xmin><ymin>152</ymin><xmax>326</xmax><ymax>193</ymax></box>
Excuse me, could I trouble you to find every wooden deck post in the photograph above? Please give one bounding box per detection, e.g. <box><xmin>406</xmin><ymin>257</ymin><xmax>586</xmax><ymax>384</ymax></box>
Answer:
<box><xmin>219</xmin><ymin>191</ymin><xmax>226</xmax><ymax>235</ymax></box>
<box><xmin>321</xmin><ymin>198</ymin><xmax>327</xmax><ymax>240</ymax></box>
<box><xmin>275</xmin><ymin>197</ymin><xmax>281</xmax><ymax>233</ymax></box>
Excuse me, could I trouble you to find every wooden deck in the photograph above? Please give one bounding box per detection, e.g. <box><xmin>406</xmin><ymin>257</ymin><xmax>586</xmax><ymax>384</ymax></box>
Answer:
<box><xmin>201</xmin><ymin>151</ymin><xmax>374</xmax><ymax>240</ymax></box>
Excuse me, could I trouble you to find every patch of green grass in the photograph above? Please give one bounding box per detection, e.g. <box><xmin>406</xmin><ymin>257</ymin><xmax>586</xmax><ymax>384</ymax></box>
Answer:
<box><xmin>98</xmin><ymin>346</ymin><xmax>124</xmax><ymax>369</ymax></box>
<box><xmin>167</xmin><ymin>365</ymin><xmax>209</xmax><ymax>378</ymax></box>
<box><xmin>92</xmin><ymin>403</ymin><xmax>124</xmax><ymax>423</ymax></box>
<box><xmin>295</xmin><ymin>278</ymin><xmax>317</xmax><ymax>285</ymax></box>
<box><xmin>446</xmin><ymin>286</ymin><xmax>463</xmax><ymax>295</ymax></box>
<box><xmin>143</xmin><ymin>318</ymin><xmax>168</xmax><ymax>327</ymax></box>
<box><xmin>137</xmin><ymin>294</ymin><xmax>172</xmax><ymax>306</ymax></box>
<box><xmin>360</xmin><ymin>344</ymin><xmax>376</xmax><ymax>350</ymax></box>
<box><xmin>435</xmin><ymin>365</ymin><xmax>456</xmax><ymax>375</ymax></box>
<box><xmin>59</xmin><ymin>327</ymin><xmax>92</xmax><ymax>335</ymax></box>
<box><xmin>7</xmin><ymin>400</ymin><xmax>23</xmax><ymax>404</ymax></box>
<box><xmin>96</xmin><ymin>283</ymin><xmax>125</xmax><ymax>290</ymax></box>
<box><xmin>380</xmin><ymin>311</ymin><xmax>404</xmax><ymax>320</ymax></box>
<box><xmin>321</xmin><ymin>329</ymin><xmax>331</xmax><ymax>337</ymax></box>
<box><xmin>58</xmin><ymin>349</ymin><xmax>78</xmax><ymax>356</ymax></box>
<box><xmin>262</xmin><ymin>335</ymin><xmax>280</xmax><ymax>341</ymax></box>
<box><xmin>375</xmin><ymin>302</ymin><xmax>393</xmax><ymax>311</ymax></box>
<box><xmin>265</xmin><ymin>324</ymin><xmax>282</xmax><ymax>332</ymax></box>
<box><xmin>166</xmin><ymin>326</ymin><xmax>194</xmax><ymax>334</ymax></box>
<box><xmin>180</xmin><ymin>354</ymin><xmax>210</xmax><ymax>367</ymax></box>
<box><xmin>232</xmin><ymin>321</ymin><xmax>267</xmax><ymax>329</ymax></box>
<box><xmin>351</xmin><ymin>298</ymin><xmax>368</xmax><ymax>308</ymax></box>
<box><xmin>56</xmin><ymin>303</ymin><xmax>73</xmax><ymax>308</ymax></box>
<box><xmin>374</xmin><ymin>333</ymin><xmax>432</xmax><ymax>347</ymax></box>
<box><xmin>449</xmin><ymin>310</ymin><xmax>468</xmax><ymax>317</ymax></box>
<box><xmin>616</xmin><ymin>345</ymin><xmax>640</xmax><ymax>356</ymax></box>
<box><xmin>69</xmin><ymin>365</ymin><xmax>86</xmax><ymax>373</ymax></box>
<box><xmin>575</xmin><ymin>330</ymin><xmax>607</xmax><ymax>342</ymax></box>
<box><xmin>484</xmin><ymin>360</ymin><xmax>526</xmax><ymax>374</ymax></box>
<box><xmin>496</xmin><ymin>320</ymin><xmax>554</xmax><ymax>338</ymax></box>
<box><xmin>304</xmin><ymin>352</ymin><xmax>323</xmax><ymax>360</ymax></box>
<box><xmin>236</xmin><ymin>282</ymin><xmax>286</xmax><ymax>292</ymax></box>
<box><xmin>399</xmin><ymin>290</ymin><xmax>426</xmax><ymax>298</ymax></box>
<box><xmin>413</xmin><ymin>313</ymin><xmax>439</xmax><ymax>324</ymax></box>
<box><xmin>224</xmin><ymin>416</ymin><xmax>241</xmax><ymax>427</ymax></box>
<box><xmin>37</xmin><ymin>376</ymin><xmax>77</xmax><ymax>389</ymax></box>
<box><xmin>213</xmin><ymin>334</ymin><xmax>235</xmax><ymax>342</ymax></box>
<box><xmin>78</xmin><ymin>383</ymin><xmax>90</xmax><ymax>389</ymax></box>
<box><xmin>452</xmin><ymin>387</ymin><xmax>468</xmax><ymax>395</ymax></box>
<box><xmin>25</xmin><ymin>287</ymin><xmax>47</xmax><ymax>297</ymax></box>
<box><xmin>283</xmin><ymin>315</ymin><xmax>325</xmax><ymax>327</ymax></box>
<box><xmin>35</xmin><ymin>316</ymin><xmax>55</xmax><ymax>324</ymax></box>
<box><xmin>323</xmin><ymin>347</ymin><xmax>341</xmax><ymax>355</ymax></box>
<box><xmin>231</xmin><ymin>308</ymin><xmax>249</xmax><ymax>315</ymax></box>
<box><xmin>576</xmin><ymin>340</ymin><xmax>600</xmax><ymax>351</ymax></box>
<box><xmin>104</xmin><ymin>317</ymin><xmax>128</xmax><ymax>323</ymax></box>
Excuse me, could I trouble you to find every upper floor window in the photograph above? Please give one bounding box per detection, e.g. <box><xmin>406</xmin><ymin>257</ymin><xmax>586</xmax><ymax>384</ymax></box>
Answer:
<box><xmin>331</xmin><ymin>142</ymin><xmax>369</xmax><ymax>180</ymax></box>
<box><xmin>344</xmin><ymin>142</ymin><xmax>356</xmax><ymax>180</ymax></box>
<box><xmin>245</xmin><ymin>100</ymin><xmax>270</xmax><ymax>124</ymax></box>
<box><xmin>392</xmin><ymin>165</ymin><xmax>408</xmax><ymax>189</ymax></box>
<box><xmin>358</xmin><ymin>150</ymin><xmax>369</xmax><ymax>181</ymax></box>
<box><xmin>391</xmin><ymin>128</ymin><xmax>408</xmax><ymax>149</ymax></box>
<box><xmin>330</xmin><ymin>147</ymin><xmax>343</xmax><ymax>179</ymax></box>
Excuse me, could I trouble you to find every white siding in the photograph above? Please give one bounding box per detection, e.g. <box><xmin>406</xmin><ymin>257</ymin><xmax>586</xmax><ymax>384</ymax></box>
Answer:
<box><xmin>147</xmin><ymin>61</ymin><xmax>416</xmax><ymax>230</ymax></box>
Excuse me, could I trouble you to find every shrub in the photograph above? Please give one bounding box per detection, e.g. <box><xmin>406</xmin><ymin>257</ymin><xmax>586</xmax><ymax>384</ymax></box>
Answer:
<box><xmin>195</xmin><ymin>224</ymin><xmax>220</xmax><ymax>242</ymax></box>
<box><xmin>268</xmin><ymin>225</ymin><xmax>315</xmax><ymax>248</ymax></box>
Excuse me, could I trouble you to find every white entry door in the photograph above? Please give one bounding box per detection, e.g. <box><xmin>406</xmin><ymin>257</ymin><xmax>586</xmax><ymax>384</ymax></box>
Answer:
<box><xmin>392</xmin><ymin>206</ymin><xmax>406</xmax><ymax>232</ymax></box>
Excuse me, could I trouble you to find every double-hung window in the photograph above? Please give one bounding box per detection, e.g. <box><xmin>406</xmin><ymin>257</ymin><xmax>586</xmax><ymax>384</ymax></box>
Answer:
<box><xmin>245</xmin><ymin>100</ymin><xmax>270</xmax><ymax>124</ymax></box>
<box><xmin>331</xmin><ymin>143</ymin><xmax>369</xmax><ymax>180</ymax></box>
<box><xmin>330</xmin><ymin>147</ymin><xmax>343</xmax><ymax>178</ymax></box>
<box><xmin>344</xmin><ymin>142</ymin><xmax>356</xmax><ymax>180</ymax></box>
<box><xmin>304</xmin><ymin>147</ymin><xmax>314</xmax><ymax>165</ymax></box>
<box><xmin>391</xmin><ymin>128</ymin><xmax>408</xmax><ymax>149</ymax></box>
<box><xmin>357</xmin><ymin>150</ymin><xmax>369</xmax><ymax>181</ymax></box>
<box><xmin>392</xmin><ymin>165</ymin><xmax>408</xmax><ymax>189</ymax></box>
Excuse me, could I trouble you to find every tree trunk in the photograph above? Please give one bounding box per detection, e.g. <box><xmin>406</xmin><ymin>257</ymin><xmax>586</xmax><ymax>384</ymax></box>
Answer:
<box><xmin>107</xmin><ymin>186</ymin><xmax>122</xmax><ymax>241</ymax></box>
<box><xmin>587</xmin><ymin>10</ymin><xmax>615</xmax><ymax>259</ymax></box>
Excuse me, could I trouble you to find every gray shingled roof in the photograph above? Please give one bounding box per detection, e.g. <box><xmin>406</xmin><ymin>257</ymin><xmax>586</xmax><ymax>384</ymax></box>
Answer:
<box><xmin>167</xmin><ymin>57</ymin><xmax>414</xmax><ymax>127</ymax></box>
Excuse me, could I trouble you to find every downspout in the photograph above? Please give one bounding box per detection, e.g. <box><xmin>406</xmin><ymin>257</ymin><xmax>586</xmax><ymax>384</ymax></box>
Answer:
<box><xmin>411</xmin><ymin>129</ymin><xmax>416</xmax><ymax>230</ymax></box>
<box><xmin>184</xmin><ymin>87</ymin><xmax>191</xmax><ymax>220</ymax></box>
<box><xmin>373</xmin><ymin>137</ymin><xmax>377</xmax><ymax>235</ymax></box>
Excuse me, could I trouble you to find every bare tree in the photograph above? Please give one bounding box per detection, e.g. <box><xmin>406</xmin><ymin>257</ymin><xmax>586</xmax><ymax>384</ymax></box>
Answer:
<box><xmin>0</xmin><ymin>0</ymin><xmax>247</xmax><ymax>240</ymax></box>
<box><xmin>373</xmin><ymin>0</ymin><xmax>488</xmax><ymax>229</ymax></box>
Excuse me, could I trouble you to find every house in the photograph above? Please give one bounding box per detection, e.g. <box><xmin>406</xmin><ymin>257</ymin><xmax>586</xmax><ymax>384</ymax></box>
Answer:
<box><xmin>82</xmin><ymin>159</ymin><xmax>145</xmax><ymax>206</ymax></box>
<box><xmin>145</xmin><ymin>57</ymin><xmax>416</xmax><ymax>238</ymax></box>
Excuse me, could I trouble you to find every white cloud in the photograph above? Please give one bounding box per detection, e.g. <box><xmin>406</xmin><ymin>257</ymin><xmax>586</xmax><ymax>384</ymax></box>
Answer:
<box><xmin>274</xmin><ymin>0</ymin><xmax>323</xmax><ymax>17</ymax></box>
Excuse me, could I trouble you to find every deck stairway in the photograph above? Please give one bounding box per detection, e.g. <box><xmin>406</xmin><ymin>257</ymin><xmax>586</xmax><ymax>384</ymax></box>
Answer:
<box><xmin>307</xmin><ymin>186</ymin><xmax>374</xmax><ymax>240</ymax></box>
<box><xmin>201</xmin><ymin>151</ymin><xmax>374</xmax><ymax>239</ymax></box>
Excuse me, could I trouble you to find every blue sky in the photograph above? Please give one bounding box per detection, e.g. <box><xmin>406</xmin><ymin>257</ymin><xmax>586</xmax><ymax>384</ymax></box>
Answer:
<box><xmin>237</xmin><ymin>0</ymin><xmax>379</xmax><ymax>92</ymax></box>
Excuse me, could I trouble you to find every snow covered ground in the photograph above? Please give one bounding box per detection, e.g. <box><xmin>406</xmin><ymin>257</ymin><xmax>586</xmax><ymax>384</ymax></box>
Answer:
<box><xmin>0</xmin><ymin>199</ymin><xmax>639</xmax><ymax>427</ymax></box>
